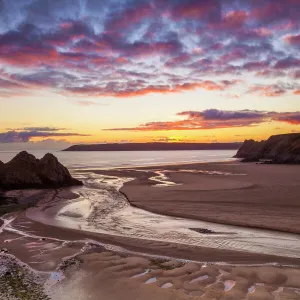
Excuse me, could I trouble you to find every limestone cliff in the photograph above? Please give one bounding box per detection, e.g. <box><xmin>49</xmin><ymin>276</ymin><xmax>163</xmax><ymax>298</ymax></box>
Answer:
<box><xmin>235</xmin><ymin>133</ymin><xmax>300</xmax><ymax>163</ymax></box>
<box><xmin>0</xmin><ymin>151</ymin><xmax>82</xmax><ymax>190</ymax></box>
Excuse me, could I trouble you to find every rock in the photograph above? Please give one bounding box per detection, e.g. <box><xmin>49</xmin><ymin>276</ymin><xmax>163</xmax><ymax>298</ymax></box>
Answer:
<box><xmin>38</xmin><ymin>153</ymin><xmax>82</xmax><ymax>187</ymax></box>
<box><xmin>6</xmin><ymin>151</ymin><xmax>38</xmax><ymax>170</ymax></box>
<box><xmin>240</xmin><ymin>157</ymin><xmax>260</xmax><ymax>163</ymax></box>
<box><xmin>235</xmin><ymin>133</ymin><xmax>300</xmax><ymax>164</ymax></box>
<box><xmin>0</xmin><ymin>151</ymin><xmax>82</xmax><ymax>190</ymax></box>
<box><xmin>234</xmin><ymin>139</ymin><xmax>265</xmax><ymax>159</ymax></box>
<box><xmin>190</xmin><ymin>228</ymin><xmax>216</xmax><ymax>234</ymax></box>
<box><xmin>0</xmin><ymin>161</ymin><xmax>4</xmax><ymax>168</ymax></box>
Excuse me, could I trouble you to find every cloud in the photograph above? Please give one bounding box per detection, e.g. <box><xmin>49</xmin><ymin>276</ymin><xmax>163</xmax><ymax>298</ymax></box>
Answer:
<box><xmin>274</xmin><ymin>57</ymin><xmax>300</xmax><ymax>70</ymax></box>
<box><xmin>166</xmin><ymin>0</ymin><xmax>221</xmax><ymax>21</ymax></box>
<box><xmin>0</xmin><ymin>130</ymin><xmax>90</xmax><ymax>143</ymax></box>
<box><xmin>8</xmin><ymin>127</ymin><xmax>67</xmax><ymax>131</ymax></box>
<box><xmin>272</xmin><ymin>114</ymin><xmax>300</xmax><ymax>125</ymax></box>
<box><xmin>146</xmin><ymin>136</ymin><xmax>196</xmax><ymax>143</ymax></box>
<box><xmin>251</xmin><ymin>0</ymin><xmax>300</xmax><ymax>24</ymax></box>
<box><xmin>104</xmin><ymin>2</ymin><xmax>154</xmax><ymax>33</ymax></box>
<box><xmin>104</xmin><ymin>109</ymin><xmax>300</xmax><ymax>131</ymax></box>
<box><xmin>177</xmin><ymin>110</ymin><xmax>266</xmax><ymax>120</ymax></box>
<box><xmin>0</xmin><ymin>139</ymin><xmax>72</xmax><ymax>151</ymax></box>
<box><xmin>248</xmin><ymin>84</ymin><xmax>286</xmax><ymax>97</ymax></box>
<box><xmin>0</xmin><ymin>0</ymin><xmax>299</xmax><ymax>100</ymax></box>
<box><xmin>65</xmin><ymin>80</ymin><xmax>239</xmax><ymax>98</ymax></box>
<box><xmin>249</xmin><ymin>82</ymin><xmax>300</xmax><ymax>97</ymax></box>
<box><xmin>284</xmin><ymin>34</ymin><xmax>300</xmax><ymax>46</ymax></box>
<box><xmin>294</xmin><ymin>89</ymin><xmax>300</xmax><ymax>95</ymax></box>
<box><xmin>76</xmin><ymin>100</ymin><xmax>101</xmax><ymax>106</ymax></box>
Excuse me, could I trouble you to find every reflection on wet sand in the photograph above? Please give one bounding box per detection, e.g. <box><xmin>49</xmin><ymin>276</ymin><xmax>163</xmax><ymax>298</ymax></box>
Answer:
<box><xmin>25</xmin><ymin>171</ymin><xmax>300</xmax><ymax>259</ymax></box>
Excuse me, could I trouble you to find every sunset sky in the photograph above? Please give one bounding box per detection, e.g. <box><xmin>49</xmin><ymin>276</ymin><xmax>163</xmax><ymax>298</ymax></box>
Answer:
<box><xmin>0</xmin><ymin>0</ymin><xmax>300</xmax><ymax>149</ymax></box>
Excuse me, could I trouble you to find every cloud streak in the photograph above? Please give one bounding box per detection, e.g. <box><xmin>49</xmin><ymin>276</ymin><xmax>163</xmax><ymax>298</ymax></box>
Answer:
<box><xmin>104</xmin><ymin>109</ymin><xmax>300</xmax><ymax>131</ymax></box>
<box><xmin>0</xmin><ymin>130</ymin><xmax>90</xmax><ymax>143</ymax></box>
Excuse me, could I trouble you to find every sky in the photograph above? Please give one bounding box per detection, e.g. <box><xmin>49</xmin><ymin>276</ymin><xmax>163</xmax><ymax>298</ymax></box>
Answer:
<box><xmin>0</xmin><ymin>0</ymin><xmax>299</xmax><ymax>149</ymax></box>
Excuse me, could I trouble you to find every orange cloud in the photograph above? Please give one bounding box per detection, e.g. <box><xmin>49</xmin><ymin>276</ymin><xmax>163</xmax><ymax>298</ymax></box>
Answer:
<box><xmin>0</xmin><ymin>49</ymin><xmax>59</xmax><ymax>67</ymax></box>
<box><xmin>285</xmin><ymin>34</ymin><xmax>300</xmax><ymax>45</ymax></box>
<box><xmin>104</xmin><ymin>109</ymin><xmax>300</xmax><ymax>131</ymax></box>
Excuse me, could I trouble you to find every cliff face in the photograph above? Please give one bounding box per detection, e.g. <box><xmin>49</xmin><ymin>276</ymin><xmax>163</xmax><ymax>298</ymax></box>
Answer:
<box><xmin>0</xmin><ymin>151</ymin><xmax>82</xmax><ymax>190</ymax></box>
<box><xmin>235</xmin><ymin>133</ymin><xmax>300</xmax><ymax>163</ymax></box>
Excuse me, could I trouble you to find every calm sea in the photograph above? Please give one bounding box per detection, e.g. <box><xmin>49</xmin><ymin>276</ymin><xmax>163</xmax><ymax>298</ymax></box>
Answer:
<box><xmin>0</xmin><ymin>150</ymin><xmax>236</xmax><ymax>169</ymax></box>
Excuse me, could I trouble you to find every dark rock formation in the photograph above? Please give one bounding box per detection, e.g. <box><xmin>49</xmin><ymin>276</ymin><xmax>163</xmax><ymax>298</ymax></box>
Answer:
<box><xmin>0</xmin><ymin>151</ymin><xmax>82</xmax><ymax>190</ymax></box>
<box><xmin>235</xmin><ymin>133</ymin><xmax>300</xmax><ymax>163</ymax></box>
<box><xmin>0</xmin><ymin>160</ymin><xmax>4</xmax><ymax>168</ymax></box>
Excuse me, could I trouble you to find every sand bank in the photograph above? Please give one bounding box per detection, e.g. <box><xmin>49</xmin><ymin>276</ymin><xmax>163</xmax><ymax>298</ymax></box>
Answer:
<box><xmin>108</xmin><ymin>162</ymin><xmax>300</xmax><ymax>234</ymax></box>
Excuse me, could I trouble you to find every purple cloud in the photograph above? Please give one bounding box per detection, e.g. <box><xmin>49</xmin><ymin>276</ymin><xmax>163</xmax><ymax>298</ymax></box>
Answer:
<box><xmin>0</xmin><ymin>130</ymin><xmax>90</xmax><ymax>143</ymax></box>
<box><xmin>104</xmin><ymin>109</ymin><xmax>300</xmax><ymax>131</ymax></box>
<box><xmin>0</xmin><ymin>0</ymin><xmax>299</xmax><ymax>100</ymax></box>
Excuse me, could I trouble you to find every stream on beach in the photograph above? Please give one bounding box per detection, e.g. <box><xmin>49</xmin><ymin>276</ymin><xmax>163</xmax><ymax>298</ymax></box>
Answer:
<box><xmin>25</xmin><ymin>170</ymin><xmax>300</xmax><ymax>261</ymax></box>
<box><xmin>1</xmin><ymin>149</ymin><xmax>300</xmax><ymax>262</ymax></box>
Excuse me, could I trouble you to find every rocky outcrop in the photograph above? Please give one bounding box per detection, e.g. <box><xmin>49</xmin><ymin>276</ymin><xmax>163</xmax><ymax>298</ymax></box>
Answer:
<box><xmin>234</xmin><ymin>139</ymin><xmax>265</xmax><ymax>161</ymax></box>
<box><xmin>0</xmin><ymin>151</ymin><xmax>82</xmax><ymax>190</ymax></box>
<box><xmin>235</xmin><ymin>133</ymin><xmax>300</xmax><ymax>163</ymax></box>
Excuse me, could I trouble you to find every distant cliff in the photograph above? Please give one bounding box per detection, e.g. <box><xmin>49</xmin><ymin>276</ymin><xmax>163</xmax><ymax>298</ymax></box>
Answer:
<box><xmin>63</xmin><ymin>142</ymin><xmax>241</xmax><ymax>151</ymax></box>
<box><xmin>235</xmin><ymin>133</ymin><xmax>300</xmax><ymax>163</ymax></box>
<box><xmin>0</xmin><ymin>151</ymin><xmax>82</xmax><ymax>190</ymax></box>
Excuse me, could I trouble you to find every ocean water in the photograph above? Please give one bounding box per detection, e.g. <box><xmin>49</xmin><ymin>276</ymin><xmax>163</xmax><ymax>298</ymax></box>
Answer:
<box><xmin>0</xmin><ymin>149</ymin><xmax>236</xmax><ymax>169</ymax></box>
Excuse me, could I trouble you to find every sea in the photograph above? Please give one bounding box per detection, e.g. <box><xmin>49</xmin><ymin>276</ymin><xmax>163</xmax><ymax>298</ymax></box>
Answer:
<box><xmin>0</xmin><ymin>149</ymin><xmax>236</xmax><ymax>169</ymax></box>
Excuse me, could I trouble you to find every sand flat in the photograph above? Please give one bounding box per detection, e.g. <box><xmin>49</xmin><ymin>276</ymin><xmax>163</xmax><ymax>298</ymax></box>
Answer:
<box><xmin>1</xmin><ymin>161</ymin><xmax>300</xmax><ymax>299</ymax></box>
<box><xmin>118</xmin><ymin>162</ymin><xmax>300</xmax><ymax>234</ymax></box>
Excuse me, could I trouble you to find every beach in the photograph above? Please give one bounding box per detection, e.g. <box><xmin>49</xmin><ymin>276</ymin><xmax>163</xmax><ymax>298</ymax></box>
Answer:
<box><xmin>1</xmin><ymin>211</ymin><xmax>300</xmax><ymax>300</ymax></box>
<box><xmin>118</xmin><ymin>161</ymin><xmax>300</xmax><ymax>234</ymax></box>
<box><xmin>1</xmin><ymin>160</ymin><xmax>300</xmax><ymax>299</ymax></box>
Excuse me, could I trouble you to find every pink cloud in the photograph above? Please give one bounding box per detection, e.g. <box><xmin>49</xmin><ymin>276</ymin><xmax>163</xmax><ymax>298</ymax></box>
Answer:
<box><xmin>221</xmin><ymin>10</ymin><xmax>248</xmax><ymax>29</ymax></box>
<box><xmin>164</xmin><ymin>53</ymin><xmax>192</xmax><ymax>67</ymax></box>
<box><xmin>103</xmin><ymin>109</ymin><xmax>300</xmax><ymax>131</ymax></box>
<box><xmin>167</xmin><ymin>1</ymin><xmax>220</xmax><ymax>20</ymax></box>
<box><xmin>66</xmin><ymin>80</ymin><xmax>239</xmax><ymax>98</ymax></box>
<box><xmin>249</xmin><ymin>85</ymin><xmax>286</xmax><ymax>97</ymax></box>
<box><xmin>105</xmin><ymin>3</ymin><xmax>153</xmax><ymax>33</ymax></box>
<box><xmin>285</xmin><ymin>34</ymin><xmax>300</xmax><ymax>46</ymax></box>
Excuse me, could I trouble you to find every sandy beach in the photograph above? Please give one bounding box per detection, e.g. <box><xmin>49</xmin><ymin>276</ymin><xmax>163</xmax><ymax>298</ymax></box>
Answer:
<box><xmin>1</xmin><ymin>212</ymin><xmax>300</xmax><ymax>300</ymax></box>
<box><xmin>1</xmin><ymin>211</ymin><xmax>300</xmax><ymax>300</ymax></box>
<box><xmin>1</xmin><ymin>160</ymin><xmax>300</xmax><ymax>299</ymax></box>
<box><xmin>114</xmin><ymin>161</ymin><xmax>300</xmax><ymax>234</ymax></box>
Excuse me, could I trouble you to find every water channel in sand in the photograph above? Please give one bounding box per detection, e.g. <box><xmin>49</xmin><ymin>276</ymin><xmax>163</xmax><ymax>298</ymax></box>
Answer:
<box><xmin>25</xmin><ymin>170</ymin><xmax>300</xmax><ymax>259</ymax></box>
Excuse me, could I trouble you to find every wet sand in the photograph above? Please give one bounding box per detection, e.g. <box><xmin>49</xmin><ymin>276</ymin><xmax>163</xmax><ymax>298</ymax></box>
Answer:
<box><xmin>21</xmin><ymin>175</ymin><xmax>300</xmax><ymax>261</ymax></box>
<box><xmin>1</xmin><ymin>212</ymin><xmax>300</xmax><ymax>300</ymax></box>
<box><xmin>1</xmin><ymin>161</ymin><xmax>300</xmax><ymax>299</ymax></box>
<box><xmin>107</xmin><ymin>162</ymin><xmax>300</xmax><ymax>234</ymax></box>
<box><xmin>5</xmin><ymin>211</ymin><xmax>300</xmax><ymax>266</ymax></box>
